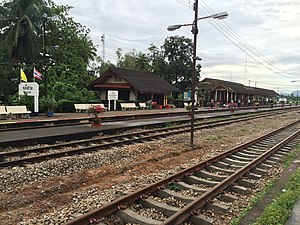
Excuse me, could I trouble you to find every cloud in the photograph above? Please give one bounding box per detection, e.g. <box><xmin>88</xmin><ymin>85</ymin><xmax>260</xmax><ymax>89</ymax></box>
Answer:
<box><xmin>55</xmin><ymin>0</ymin><xmax>300</xmax><ymax>93</ymax></box>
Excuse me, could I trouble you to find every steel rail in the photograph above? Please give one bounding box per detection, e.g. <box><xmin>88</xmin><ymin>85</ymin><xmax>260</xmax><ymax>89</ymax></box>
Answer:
<box><xmin>64</xmin><ymin>120</ymin><xmax>300</xmax><ymax>225</ymax></box>
<box><xmin>0</xmin><ymin>110</ymin><xmax>287</xmax><ymax>149</ymax></box>
<box><xmin>0</xmin><ymin>112</ymin><xmax>281</xmax><ymax>167</ymax></box>
<box><xmin>0</xmin><ymin>111</ymin><xmax>279</xmax><ymax>158</ymax></box>
<box><xmin>161</xmin><ymin>125</ymin><xmax>300</xmax><ymax>224</ymax></box>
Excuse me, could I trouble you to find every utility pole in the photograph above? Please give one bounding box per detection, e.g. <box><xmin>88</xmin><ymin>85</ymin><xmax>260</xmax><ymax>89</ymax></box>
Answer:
<box><xmin>43</xmin><ymin>20</ymin><xmax>47</xmax><ymax>98</ymax></box>
<box><xmin>190</xmin><ymin>0</ymin><xmax>198</xmax><ymax>147</ymax></box>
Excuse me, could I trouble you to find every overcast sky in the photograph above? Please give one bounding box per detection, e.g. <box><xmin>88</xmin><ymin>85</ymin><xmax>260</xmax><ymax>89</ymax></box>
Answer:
<box><xmin>55</xmin><ymin>0</ymin><xmax>300</xmax><ymax>94</ymax></box>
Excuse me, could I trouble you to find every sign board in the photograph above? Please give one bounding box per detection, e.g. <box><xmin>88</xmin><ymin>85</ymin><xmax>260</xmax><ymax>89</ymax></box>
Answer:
<box><xmin>19</xmin><ymin>82</ymin><xmax>39</xmax><ymax>96</ymax></box>
<box><xmin>108</xmin><ymin>90</ymin><xmax>118</xmax><ymax>100</ymax></box>
<box><xmin>18</xmin><ymin>82</ymin><xmax>39</xmax><ymax>113</ymax></box>
<box><xmin>183</xmin><ymin>91</ymin><xmax>191</xmax><ymax>101</ymax></box>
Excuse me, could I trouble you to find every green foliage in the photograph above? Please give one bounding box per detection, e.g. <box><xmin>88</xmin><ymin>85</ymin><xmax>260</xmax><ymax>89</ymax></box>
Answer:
<box><xmin>0</xmin><ymin>0</ymin><xmax>48</xmax><ymax>62</ymax></box>
<box><xmin>116</xmin><ymin>48</ymin><xmax>151</xmax><ymax>71</ymax></box>
<box><xmin>253</xmin><ymin>170</ymin><xmax>300</xmax><ymax>225</ymax></box>
<box><xmin>0</xmin><ymin>1</ymin><xmax>200</xmax><ymax>111</ymax></box>
<box><xmin>162</xmin><ymin>36</ymin><xmax>196</xmax><ymax>91</ymax></box>
<box><xmin>283</xmin><ymin>145</ymin><xmax>300</xmax><ymax>167</ymax></box>
<box><xmin>8</xmin><ymin>94</ymin><xmax>34</xmax><ymax>111</ymax></box>
<box><xmin>231</xmin><ymin>145</ymin><xmax>300</xmax><ymax>225</ymax></box>
<box><xmin>230</xmin><ymin>180</ymin><xmax>276</xmax><ymax>225</ymax></box>
<box><xmin>55</xmin><ymin>100</ymin><xmax>75</xmax><ymax>112</ymax></box>
<box><xmin>167</xmin><ymin>95</ymin><xmax>174</xmax><ymax>103</ymax></box>
<box><xmin>115</xmin><ymin>36</ymin><xmax>198</xmax><ymax>93</ymax></box>
<box><xmin>0</xmin><ymin>0</ymin><xmax>98</xmax><ymax>106</ymax></box>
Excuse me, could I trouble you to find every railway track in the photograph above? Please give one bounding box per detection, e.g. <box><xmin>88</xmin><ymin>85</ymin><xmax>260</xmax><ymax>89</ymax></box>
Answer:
<box><xmin>0</xmin><ymin>111</ymin><xmax>285</xmax><ymax>168</ymax></box>
<box><xmin>64</xmin><ymin>120</ymin><xmax>300</xmax><ymax>225</ymax></box>
<box><xmin>0</xmin><ymin>106</ymin><xmax>282</xmax><ymax>132</ymax></box>
<box><xmin>0</xmin><ymin>108</ymin><xmax>293</xmax><ymax>150</ymax></box>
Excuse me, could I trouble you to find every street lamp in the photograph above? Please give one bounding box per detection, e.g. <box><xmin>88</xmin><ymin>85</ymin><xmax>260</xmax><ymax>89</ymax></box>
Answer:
<box><xmin>167</xmin><ymin>12</ymin><xmax>228</xmax><ymax>31</ymax></box>
<box><xmin>167</xmin><ymin>0</ymin><xmax>228</xmax><ymax>147</ymax></box>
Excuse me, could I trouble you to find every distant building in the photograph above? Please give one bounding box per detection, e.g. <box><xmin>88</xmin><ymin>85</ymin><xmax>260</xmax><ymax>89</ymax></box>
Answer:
<box><xmin>88</xmin><ymin>67</ymin><xmax>180</xmax><ymax>107</ymax></box>
<box><xmin>198</xmin><ymin>78</ymin><xmax>278</xmax><ymax>106</ymax></box>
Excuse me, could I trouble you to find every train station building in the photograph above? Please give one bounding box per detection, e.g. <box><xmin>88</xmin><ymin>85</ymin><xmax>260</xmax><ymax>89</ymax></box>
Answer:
<box><xmin>198</xmin><ymin>78</ymin><xmax>279</xmax><ymax>106</ymax></box>
<box><xmin>88</xmin><ymin>67</ymin><xmax>180</xmax><ymax>107</ymax></box>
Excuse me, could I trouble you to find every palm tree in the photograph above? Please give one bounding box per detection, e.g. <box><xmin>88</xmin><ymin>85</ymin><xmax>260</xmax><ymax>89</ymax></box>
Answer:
<box><xmin>0</xmin><ymin>0</ymin><xmax>47</xmax><ymax>62</ymax></box>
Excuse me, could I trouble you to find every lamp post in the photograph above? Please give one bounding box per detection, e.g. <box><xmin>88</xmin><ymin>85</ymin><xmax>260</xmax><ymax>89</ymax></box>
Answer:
<box><xmin>167</xmin><ymin>0</ymin><xmax>228</xmax><ymax>147</ymax></box>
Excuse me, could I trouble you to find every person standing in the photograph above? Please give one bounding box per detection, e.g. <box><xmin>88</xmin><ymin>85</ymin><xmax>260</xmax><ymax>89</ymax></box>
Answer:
<box><xmin>210</xmin><ymin>98</ymin><xmax>215</xmax><ymax>108</ymax></box>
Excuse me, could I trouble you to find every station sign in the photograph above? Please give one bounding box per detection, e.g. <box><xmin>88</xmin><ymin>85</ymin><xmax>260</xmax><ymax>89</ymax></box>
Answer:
<box><xmin>18</xmin><ymin>82</ymin><xmax>39</xmax><ymax>113</ymax></box>
<box><xmin>108</xmin><ymin>90</ymin><xmax>118</xmax><ymax>100</ymax></box>
<box><xmin>19</xmin><ymin>82</ymin><xmax>39</xmax><ymax>96</ymax></box>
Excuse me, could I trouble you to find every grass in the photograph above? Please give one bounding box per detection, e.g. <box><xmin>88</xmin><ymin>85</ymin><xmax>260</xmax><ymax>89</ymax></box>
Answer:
<box><xmin>230</xmin><ymin>144</ymin><xmax>300</xmax><ymax>225</ymax></box>
<box><xmin>253</xmin><ymin>168</ymin><xmax>300</xmax><ymax>225</ymax></box>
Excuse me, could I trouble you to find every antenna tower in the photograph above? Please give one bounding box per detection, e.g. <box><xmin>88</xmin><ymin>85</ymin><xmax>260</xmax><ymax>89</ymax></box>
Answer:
<box><xmin>101</xmin><ymin>34</ymin><xmax>106</xmax><ymax>62</ymax></box>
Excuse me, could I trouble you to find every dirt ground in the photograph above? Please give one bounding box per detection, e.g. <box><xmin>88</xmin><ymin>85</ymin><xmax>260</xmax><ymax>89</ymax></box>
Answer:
<box><xmin>0</xmin><ymin>112</ymin><xmax>299</xmax><ymax>225</ymax></box>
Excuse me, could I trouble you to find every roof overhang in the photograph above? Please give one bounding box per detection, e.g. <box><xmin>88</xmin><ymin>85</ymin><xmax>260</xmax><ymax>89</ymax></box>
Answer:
<box><xmin>93</xmin><ymin>83</ymin><xmax>132</xmax><ymax>89</ymax></box>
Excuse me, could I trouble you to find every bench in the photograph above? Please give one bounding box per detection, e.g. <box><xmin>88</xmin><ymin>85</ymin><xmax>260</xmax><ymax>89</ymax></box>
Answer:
<box><xmin>139</xmin><ymin>103</ymin><xmax>149</xmax><ymax>110</ymax></box>
<box><xmin>74</xmin><ymin>104</ymin><xmax>87</xmax><ymax>113</ymax></box>
<box><xmin>6</xmin><ymin>106</ymin><xmax>31</xmax><ymax>119</ymax></box>
<box><xmin>0</xmin><ymin>106</ymin><xmax>9</xmax><ymax>119</ymax></box>
<box><xmin>74</xmin><ymin>103</ymin><xmax>107</xmax><ymax>113</ymax></box>
<box><xmin>120</xmin><ymin>103</ymin><xmax>138</xmax><ymax>110</ymax></box>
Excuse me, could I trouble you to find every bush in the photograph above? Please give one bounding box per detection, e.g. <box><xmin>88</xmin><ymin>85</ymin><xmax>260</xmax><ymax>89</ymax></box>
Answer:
<box><xmin>9</xmin><ymin>94</ymin><xmax>34</xmax><ymax>112</ymax></box>
<box><xmin>56</xmin><ymin>100</ymin><xmax>77</xmax><ymax>113</ymax></box>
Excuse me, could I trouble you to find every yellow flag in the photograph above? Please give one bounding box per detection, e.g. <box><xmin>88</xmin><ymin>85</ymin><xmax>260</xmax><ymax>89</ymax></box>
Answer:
<box><xmin>20</xmin><ymin>68</ymin><xmax>27</xmax><ymax>82</ymax></box>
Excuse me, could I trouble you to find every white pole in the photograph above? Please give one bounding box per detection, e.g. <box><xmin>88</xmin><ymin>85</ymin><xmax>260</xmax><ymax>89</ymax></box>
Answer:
<box><xmin>34</xmin><ymin>95</ymin><xmax>39</xmax><ymax>113</ymax></box>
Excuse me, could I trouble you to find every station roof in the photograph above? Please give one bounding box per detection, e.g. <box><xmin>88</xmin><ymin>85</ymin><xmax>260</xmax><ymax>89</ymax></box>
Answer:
<box><xmin>88</xmin><ymin>67</ymin><xmax>181</xmax><ymax>94</ymax></box>
<box><xmin>199</xmin><ymin>78</ymin><xmax>278</xmax><ymax>96</ymax></box>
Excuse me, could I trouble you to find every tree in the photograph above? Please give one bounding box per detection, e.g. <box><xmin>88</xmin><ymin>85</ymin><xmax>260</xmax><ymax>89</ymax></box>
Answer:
<box><xmin>0</xmin><ymin>0</ymin><xmax>98</xmax><ymax>105</ymax></box>
<box><xmin>147</xmin><ymin>44</ymin><xmax>166</xmax><ymax>77</ymax></box>
<box><xmin>116</xmin><ymin>48</ymin><xmax>151</xmax><ymax>72</ymax></box>
<box><xmin>162</xmin><ymin>36</ymin><xmax>194</xmax><ymax>90</ymax></box>
<box><xmin>115</xmin><ymin>36</ymin><xmax>200</xmax><ymax>92</ymax></box>
<box><xmin>0</xmin><ymin>0</ymin><xmax>48</xmax><ymax>63</ymax></box>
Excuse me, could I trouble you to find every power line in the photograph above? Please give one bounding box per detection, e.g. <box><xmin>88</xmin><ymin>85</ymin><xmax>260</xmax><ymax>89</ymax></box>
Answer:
<box><xmin>175</xmin><ymin>0</ymin><xmax>192</xmax><ymax>9</ymax></box>
<box><xmin>175</xmin><ymin>0</ymin><xmax>297</xmax><ymax>78</ymax></box>
<box><xmin>199</xmin><ymin>1</ymin><xmax>296</xmax><ymax>78</ymax></box>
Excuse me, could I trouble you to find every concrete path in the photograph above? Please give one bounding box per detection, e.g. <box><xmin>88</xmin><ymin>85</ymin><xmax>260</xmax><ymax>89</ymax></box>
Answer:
<box><xmin>286</xmin><ymin>198</ymin><xmax>300</xmax><ymax>225</ymax></box>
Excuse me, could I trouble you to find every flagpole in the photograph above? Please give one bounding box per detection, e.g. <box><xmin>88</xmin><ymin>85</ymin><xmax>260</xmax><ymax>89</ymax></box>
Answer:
<box><xmin>19</xmin><ymin>61</ymin><xmax>21</xmax><ymax>84</ymax></box>
<box><xmin>33</xmin><ymin>67</ymin><xmax>36</xmax><ymax>82</ymax></box>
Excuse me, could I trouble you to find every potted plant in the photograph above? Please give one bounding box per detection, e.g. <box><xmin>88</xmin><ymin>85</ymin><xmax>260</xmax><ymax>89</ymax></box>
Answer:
<box><xmin>46</xmin><ymin>96</ymin><xmax>57</xmax><ymax>117</ymax></box>
<box><xmin>88</xmin><ymin>104</ymin><xmax>106</xmax><ymax>126</ymax></box>
<box><xmin>185</xmin><ymin>104</ymin><xmax>193</xmax><ymax>117</ymax></box>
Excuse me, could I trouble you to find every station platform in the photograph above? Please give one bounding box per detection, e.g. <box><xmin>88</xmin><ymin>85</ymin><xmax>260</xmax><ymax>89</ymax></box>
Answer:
<box><xmin>0</xmin><ymin>106</ymin><xmax>294</xmax><ymax>145</ymax></box>
<box><xmin>1</xmin><ymin>107</ymin><xmax>227</xmax><ymax>146</ymax></box>
<box><xmin>0</xmin><ymin>107</ymin><xmax>225</xmax><ymax>126</ymax></box>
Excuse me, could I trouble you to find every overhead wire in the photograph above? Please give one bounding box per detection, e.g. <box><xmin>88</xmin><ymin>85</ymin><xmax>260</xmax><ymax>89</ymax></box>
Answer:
<box><xmin>199</xmin><ymin>1</ymin><xmax>295</xmax><ymax>78</ymax></box>
<box><xmin>175</xmin><ymin>0</ymin><xmax>296</xmax><ymax>78</ymax></box>
<box><xmin>175</xmin><ymin>0</ymin><xmax>193</xmax><ymax>9</ymax></box>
